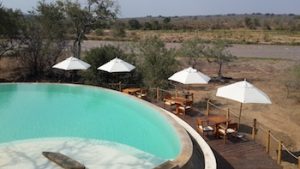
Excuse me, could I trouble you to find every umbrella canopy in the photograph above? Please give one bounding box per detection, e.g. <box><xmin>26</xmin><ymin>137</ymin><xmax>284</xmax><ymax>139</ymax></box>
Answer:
<box><xmin>98</xmin><ymin>57</ymin><xmax>135</xmax><ymax>73</ymax></box>
<box><xmin>216</xmin><ymin>80</ymin><xmax>271</xmax><ymax>104</ymax></box>
<box><xmin>52</xmin><ymin>56</ymin><xmax>91</xmax><ymax>70</ymax></box>
<box><xmin>168</xmin><ymin>67</ymin><xmax>211</xmax><ymax>84</ymax></box>
<box><xmin>216</xmin><ymin>80</ymin><xmax>271</xmax><ymax>128</ymax></box>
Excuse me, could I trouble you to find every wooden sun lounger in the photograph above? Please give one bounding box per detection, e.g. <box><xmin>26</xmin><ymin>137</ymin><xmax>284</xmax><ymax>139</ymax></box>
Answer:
<box><xmin>42</xmin><ymin>152</ymin><xmax>85</xmax><ymax>169</ymax></box>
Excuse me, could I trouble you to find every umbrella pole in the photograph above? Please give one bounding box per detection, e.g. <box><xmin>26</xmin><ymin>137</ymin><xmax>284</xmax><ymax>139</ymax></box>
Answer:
<box><xmin>238</xmin><ymin>103</ymin><xmax>243</xmax><ymax>129</ymax></box>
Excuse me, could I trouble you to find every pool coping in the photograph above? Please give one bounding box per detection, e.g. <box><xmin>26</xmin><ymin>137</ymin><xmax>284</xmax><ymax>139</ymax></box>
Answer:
<box><xmin>0</xmin><ymin>82</ymin><xmax>193</xmax><ymax>168</ymax></box>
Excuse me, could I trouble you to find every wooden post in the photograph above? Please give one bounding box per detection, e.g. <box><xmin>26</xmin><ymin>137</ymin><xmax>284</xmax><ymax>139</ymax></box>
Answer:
<box><xmin>266</xmin><ymin>130</ymin><xmax>271</xmax><ymax>153</ymax></box>
<box><xmin>252</xmin><ymin>118</ymin><xmax>257</xmax><ymax>140</ymax></box>
<box><xmin>206</xmin><ymin>100</ymin><xmax>210</xmax><ymax>116</ymax></box>
<box><xmin>298</xmin><ymin>156</ymin><xmax>300</xmax><ymax>169</ymax></box>
<box><xmin>277</xmin><ymin>141</ymin><xmax>282</xmax><ymax>164</ymax></box>
<box><xmin>156</xmin><ymin>87</ymin><xmax>160</xmax><ymax>101</ymax></box>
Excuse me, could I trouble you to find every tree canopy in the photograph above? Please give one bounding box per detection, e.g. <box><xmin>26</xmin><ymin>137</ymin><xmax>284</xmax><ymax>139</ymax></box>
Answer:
<box><xmin>63</xmin><ymin>0</ymin><xmax>117</xmax><ymax>58</ymax></box>
<box><xmin>138</xmin><ymin>36</ymin><xmax>177</xmax><ymax>88</ymax></box>
<box><xmin>20</xmin><ymin>1</ymin><xmax>68</xmax><ymax>78</ymax></box>
<box><xmin>206</xmin><ymin>41</ymin><xmax>236</xmax><ymax>79</ymax></box>
<box><xmin>180</xmin><ymin>38</ymin><xmax>206</xmax><ymax>68</ymax></box>
<box><xmin>0</xmin><ymin>4</ymin><xmax>24</xmax><ymax>58</ymax></box>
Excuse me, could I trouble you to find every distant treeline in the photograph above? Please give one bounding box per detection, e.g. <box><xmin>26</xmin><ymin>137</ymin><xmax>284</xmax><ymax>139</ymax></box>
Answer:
<box><xmin>116</xmin><ymin>14</ymin><xmax>300</xmax><ymax>31</ymax></box>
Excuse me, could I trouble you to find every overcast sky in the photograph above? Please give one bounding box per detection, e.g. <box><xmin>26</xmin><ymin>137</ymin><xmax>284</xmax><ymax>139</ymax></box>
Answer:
<box><xmin>1</xmin><ymin>0</ymin><xmax>300</xmax><ymax>17</ymax></box>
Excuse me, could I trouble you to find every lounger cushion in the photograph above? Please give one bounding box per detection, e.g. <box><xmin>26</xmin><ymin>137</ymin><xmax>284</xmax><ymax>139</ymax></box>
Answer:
<box><xmin>226</xmin><ymin>128</ymin><xmax>236</xmax><ymax>133</ymax></box>
<box><xmin>199</xmin><ymin>125</ymin><xmax>214</xmax><ymax>132</ymax></box>
<box><xmin>218</xmin><ymin>128</ymin><xmax>236</xmax><ymax>134</ymax></box>
<box><xmin>165</xmin><ymin>101</ymin><xmax>174</xmax><ymax>105</ymax></box>
<box><xmin>178</xmin><ymin>106</ymin><xmax>191</xmax><ymax>110</ymax></box>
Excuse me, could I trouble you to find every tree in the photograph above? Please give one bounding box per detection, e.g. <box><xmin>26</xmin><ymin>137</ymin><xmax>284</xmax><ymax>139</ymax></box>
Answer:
<box><xmin>163</xmin><ymin>17</ymin><xmax>171</xmax><ymax>24</ymax></box>
<box><xmin>112</xmin><ymin>21</ymin><xmax>126</xmax><ymax>37</ymax></box>
<box><xmin>162</xmin><ymin>17</ymin><xmax>171</xmax><ymax>29</ymax></box>
<box><xmin>20</xmin><ymin>1</ymin><xmax>67</xmax><ymax>78</ymax></box>
<box><xmin>263</xmin><ymin>20</ymin><xmax>272</xmax><ymax>30</ymax></box>
<box><xmin>138</xmin><ymin>36</ymin><xmax>177</xmax><ymax>88</ymax></box>
<box><xmin>244</xmin><ymin>17</ymin><xmax>255</xmax><ymax>29</ymax></box>
<box><xmin>206</xmin><ymin>41</ymin><xmax>236</xmax><ymax>79</ymax></box>
<box><xmin>253</xmin><ymin>18</ymin><xmax>261</xmax><ymax>27</ymax></box>
<box><xmin>144</xmin><ymin>22</ymin><xmax>152</xmax><ymax>30</ymax></box>
<box><xmin>64</xmin><ymin>0</ymin><xmax>117</xmax><ymax>58</ymax></box>
<box><xmin>151</xmin><ymin>20</ymin><xmax>161</xmax><ymax>30</ymax></box>
<box><xmin>0</xmin><ymin>4</ymin><xmax>24</xmax><ymax>58</ymax></box>
<box><xmin>180</xmin><ymin>38</ymin><xmax>206</xmax><ymax>68</ymax></box>
<box><xmin>128</xmin><ymin>19</ymin><xmax>141</xmax><ymax>30</ymax></box>
<box><xmin>82</xmin><ymin>45</ymin><xmax>139</xmax><ymax>85</ymax></box>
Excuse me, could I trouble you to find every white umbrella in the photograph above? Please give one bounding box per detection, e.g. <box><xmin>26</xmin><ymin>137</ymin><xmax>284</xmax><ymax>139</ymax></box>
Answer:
<box><xmin>98</xmin><ymin>57</ymin><xmax>135</xmax><ymax>73</ymax></box>
<box><xmin>53</xmin><ymin>56</ymin><xmax>91</xmax><ymax>70</ymax></box>
<box><xmin>168</xmin><ymin>67</ymin><xmax>211</xmax><ymax>84</ymax></box>
<box><xmin>216</xmin><ymin>80</ymin><xmax>271</xmax><ymax>127</ymax></box>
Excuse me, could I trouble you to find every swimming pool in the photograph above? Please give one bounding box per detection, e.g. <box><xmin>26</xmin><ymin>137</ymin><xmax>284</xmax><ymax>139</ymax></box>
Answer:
<box><xmin>0</xmin><ymin>83</ymin><xmax>181</xmax><ymax>161</ymax></box>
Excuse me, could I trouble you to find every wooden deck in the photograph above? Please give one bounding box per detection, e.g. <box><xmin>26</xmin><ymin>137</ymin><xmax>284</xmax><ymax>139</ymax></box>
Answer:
<box><xmin>182</xmin><ymin>114</ymin><xmax>282</xmax><ymax>169</ymax></box>
<box><xmin>154</xmin><ymin>101</ymin><xmax>282</xmax><ymax>169</ymax></box>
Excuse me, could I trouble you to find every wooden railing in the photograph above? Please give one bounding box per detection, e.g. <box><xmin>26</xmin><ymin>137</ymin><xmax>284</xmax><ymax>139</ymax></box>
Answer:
<box><xmin>206</xmin><ymin>100</ymin><xmax>300</xmax><ymax>168</ymax></box>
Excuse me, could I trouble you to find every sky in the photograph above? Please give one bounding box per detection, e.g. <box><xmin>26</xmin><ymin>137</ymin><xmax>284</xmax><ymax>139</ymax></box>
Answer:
<box><xmin>1</xmin><ymin>0</ymin><xmax>300</xmax><ymax>18</ymax></box>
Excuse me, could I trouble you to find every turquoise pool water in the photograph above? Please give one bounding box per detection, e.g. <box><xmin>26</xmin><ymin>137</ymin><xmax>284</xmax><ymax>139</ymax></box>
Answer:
<box><xmin>0</xmin><ymin>83</ymin><xmax>181</xmax><ymax>160</ymax></box>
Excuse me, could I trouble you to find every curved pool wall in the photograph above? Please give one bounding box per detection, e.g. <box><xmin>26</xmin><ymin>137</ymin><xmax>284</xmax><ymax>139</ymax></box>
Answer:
<box><xmin>0</xmin><ymin>83</ymin><xmax>192</xmax><ymax>166</ymax></box>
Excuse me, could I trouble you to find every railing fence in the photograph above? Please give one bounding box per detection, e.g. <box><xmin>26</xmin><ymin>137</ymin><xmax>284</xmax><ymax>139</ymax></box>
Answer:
<box><xmin>206</xmin><ymin>100</ymin><xmax>300</xmax><ymax>168</ymax></box>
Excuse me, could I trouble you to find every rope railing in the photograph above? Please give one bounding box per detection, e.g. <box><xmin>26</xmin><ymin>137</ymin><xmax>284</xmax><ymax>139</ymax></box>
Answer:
<box><xmin>282</xmin><ymin>145</ymin><xmax>299</xmax><ymax>159</ymax></box>
<box><xmin>269</xmin><ymin>133</ymin><xmax>281</xmax><ymax>143</ymax></box>
<box><xmin>207</xmin><ymin>101</ymin><xmax>225</xmax><ymax>110</ymax></box>
<box><xmin>206</xmin><ymin>100</ymin><xmax>299</xmax><ymax>167</ymax></box>
<box><xmin>207</xmin><ymin>101</ymin><xmax>240</xmax><ymax>118</ymax></box>
<box><xmin>252</xmin><ymin>116</ymin><xmax>299</xmax><ymax>166</ymax></box>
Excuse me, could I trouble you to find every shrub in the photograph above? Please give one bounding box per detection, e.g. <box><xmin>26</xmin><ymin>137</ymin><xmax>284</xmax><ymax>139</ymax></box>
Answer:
<box><xmin>95</xmin><ymin>28</ymin><xmax>104</xmax><ymax>36</ymax></box>
<box><xmin>137</xmin><ymin>36</ymin><xmax>177</xmax><ymax>88</ymax></box>
<box><xmin>81</xmin><ymin>45</ymin><xmax>126</xmax><ymax>85</ymax></box>
<box><xmin>81</xmin><ymin>45</ymin><xmax>141</xmax><ymax>86</ymax></box>
<box><xmin>112</xmin><ymin>22</ymin><xmax>126</xmax><ymax>37</ymax></box>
